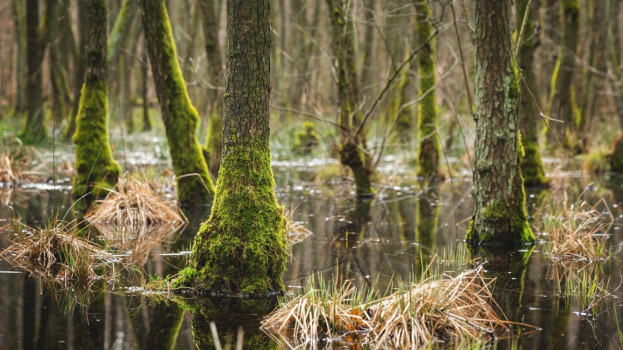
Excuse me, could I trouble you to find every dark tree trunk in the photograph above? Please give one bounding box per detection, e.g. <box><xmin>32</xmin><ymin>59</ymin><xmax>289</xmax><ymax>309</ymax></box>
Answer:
<box><xmin>199</xmin><ymin>0</ymin><xmax>224</xmax><ymax>177</ymax></box>
<box><xmin>466</xmin><ymin>0</ymin><xmax>535</xmax><ymax>247</ymax></box>
<box><xmin>415</xmin><ymin>0</ymin><xmax>441</xmax><ymax>180</ymax></box>
<box><xmin>326</xmin><ymin>0</ymin><xmax>374</xmax><ymax>197</ymax></box>
<box><xmin>547</xmin><ymin>0</ymin><xmax>579</xmax><ymax>148</ymax></box>
<box><xmin>72</xmin><ymin>0</ymin><xmax>121</xmax><ymax>206</ymax></box>
<box><xmin>12</xmin><ymin>0</ymin><xmax>27</xmax><ymax>115</ymax></box>
<box><xmin>140</xmin><ymin>0</ymin><xmax>215</xmax><ymax>204</ymax></box>
<box><xmin>517</xmin><ymin>0</ymin><xmax>548</xmax><ymax>187</ymax></box>
<box><xmin>20</xmin><ymin>0</ymin><xmax>47</xmax><ymax>144</ymax></box>
<box><xmin>185</xmin><ymin>0</ymin><xmax>287</xmax><ymax>294</ymax></box>
<box><xmin>46</xmin><ymin>0</ymin><xmax>73</xmax><ymax>125</ymax></box>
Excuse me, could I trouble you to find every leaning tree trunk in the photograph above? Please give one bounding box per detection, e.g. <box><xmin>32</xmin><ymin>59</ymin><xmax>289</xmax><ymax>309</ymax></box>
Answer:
<box><xmin>326</xmin><ymin>0</ymin><xmax>374</xmax><ymax>197</ymax></box>
<box><xmin>20</xmin><ymin>0</ymin><xmax>47</xmax><ymax>144</ymax></box>
<box><xmin>517</xmin><ymin>0</ymin><xmax>547</xmax><ymax>187</ymax></box>
<box><xmin>140</xmin><ymin>0</ymin><xmax>215</xmax><ymax>204</ymax></box>
<box><xmin>72</xmin><ymin>0</ymin><xmax>121</xmax><ymax>204</ymax></box>
<box><xmin>180</xmin><ymin>0</ymin><xmax>287</xmax><ymax>295</ymax></box>
<box><xmin>466</xmin><ymin>0</ymin><xmax>535</xmax><ymax>247</ymax></box>
<box><xmin>415</xmin><ymin>0</ymin><xmax>441</xmax><ymax>180</ymax></box>
<box><xmin>547</xmin><ymin>0</ymin><xmax>579</xmax><ymax>149</ymax></box>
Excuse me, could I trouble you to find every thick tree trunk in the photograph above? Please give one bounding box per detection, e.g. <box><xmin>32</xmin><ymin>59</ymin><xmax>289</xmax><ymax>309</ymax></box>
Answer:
<box><xmin>547</xmin><ymin>0</ymin><xmax>579</xmax><ymax>148</ymax></box>
<box><xmin>199</xmin><ymin>0</ymin><xmax>224</xmax><ymax>177</ymax></box>
<box><xmin>466</xmin><ymin>0</ymin><xmax>535</xmax><ymax>247</ymax></box>
<box><xmin>20</xmin><ymin>0</ymin><xmax>47</xmax><ymax>144</ymax></box>
<box><xmin>72</xmin><ymin>0</ymin><xmax>121</xmax><ymax>205</ymax></box>
<box><xmin>517</xmin><ymin>0</ymin><xmax>548</xmax><ymax>187</ymax></box>
<box><xmin>140</xmin><ymin>0</ymin><xmax>215</xmax><ymax>204</ymax></box>
<box><xmin>183</xmin><ymin>0</ymin><xmax>287</xmax><ymax>294</ymax></box>
<box><xmin>415</xmin><ymin>0</ymin><xmax>441</xmax><ymax>180</ymax></box>
<box><xmin>46</xmin><ymin>0</ymin><xmax>73</xmax><ymax>125</ymax></box>
<box><xmin>326</xmin><ymin>0</ymin><xmax>374</xmax><ymax>197</ymax></box>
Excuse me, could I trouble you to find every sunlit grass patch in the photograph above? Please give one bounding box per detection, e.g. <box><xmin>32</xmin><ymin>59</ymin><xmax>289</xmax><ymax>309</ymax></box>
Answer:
<box><xmin>0</xmin><ymin>220</ymin><xmax>115</xmax><ymax>287</ymax></box>
<box><xmin>538</xmin><ymin>196</ymin><xmax>612</xmax><ymax>262</ymax></box>
<box><xmin>261</xmin><ymin>265</ymin><xmax>517</xmax><ymax>348</ymax></box>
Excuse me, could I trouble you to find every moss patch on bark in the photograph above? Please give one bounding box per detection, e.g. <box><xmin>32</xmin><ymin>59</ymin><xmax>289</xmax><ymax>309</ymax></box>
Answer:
<box><xmin>180</xmin><ymin>142</ymin><xmax>288</xmax><ymax>295</ymax></box>
<box><xmin>72</xmin><ymin>80</ymin><xmax>121</xmax><ymax>202</ymax></box>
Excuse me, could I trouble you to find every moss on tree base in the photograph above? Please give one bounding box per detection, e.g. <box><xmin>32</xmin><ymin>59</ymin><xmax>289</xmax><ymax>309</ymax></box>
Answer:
<box><xmin>465</xmin><ymin>199</ymin><xmax>535</xmax><ymax>247</ymax></box>
<box><xmin>180</xmin><ymin>142</ymin><xmax>288</xmax><ymax>295</ymax></box>
<box><xmin>72</xmin><ymin>80</ymin><xmax>121</xmax><ymax>202</ymax></box>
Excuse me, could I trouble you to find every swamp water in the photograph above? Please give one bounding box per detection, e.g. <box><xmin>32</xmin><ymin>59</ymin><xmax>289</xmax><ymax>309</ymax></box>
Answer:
<box><xmin>1</xmin><ymin>150</ymin><xmax>622</xmax><ymax>349</ymax></box>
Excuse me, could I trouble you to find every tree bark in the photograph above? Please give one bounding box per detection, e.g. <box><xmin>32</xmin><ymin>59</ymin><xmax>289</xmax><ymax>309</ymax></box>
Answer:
<box><xmin>466</xmin><ymin>0</ymin><xmax>535</xmax><ymax>247</ymax></box>
<box><xmin>20</xmin><ymin>0</ymin><xmax>47</xmax><ymax>144</ymax></box>
<box><xmin>12</xmin><ymin>0</ymin><xmax>27</xmax><ymax>115</ymax></box>
<box><xmin>140</xmin><ymin>0</ymin><xmax>215</xmax><ymax>204</ymax></box>
<box><xmin>517</xmin><ymin>0</ymin><xmax>548</xmax><ymax>187</ymax></box>
<box><xmin>326</xmin><ymin>0</ymin><xmax>374</xmax><ymax>197</ymax></box>
<box><xmin>72</xmin><ymin>0</ymin><xmax>121</xmax><ymax>206</ymax></box>
<box><xmin>183</xmin><ymin>0</ymin><xmax>287</xmax><ymax>294</ymax></box>
<box><xmin>65</xmin><ymin>0</ymin><xmax>87</xmax><ymax>140</ymax></box>
<box><xmin>547</xmin><ymin>0</ymin><xmax>579</xmax><ymax>148</ymax></box>
<box><xmin>46</xmin><ymin>0</ymin><xmax>73</xmax><ymax>125</ymax></box>
<box><xmin>415</xmin><ymin>0</ymin><xmax>441</xmax><ymax>180</ymax></box>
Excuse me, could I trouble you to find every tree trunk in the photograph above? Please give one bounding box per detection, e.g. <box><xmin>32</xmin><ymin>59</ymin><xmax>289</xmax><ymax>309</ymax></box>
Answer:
<box><xmin>326</xmin><ymin>0</ymin><xmax>374</xmax><ymax>197</ymax></box>
<box><xmin>466</xmin><ymin>0</ymin><xmax>535</xmax><ymax>247</ymax></box>
<box><xmin>517</xmin><ymin>0</ymin><xmax>548</xmax><ymax>187</ymax></box>
<box><xmin>182</xmin><ymin>0</ymin><xmax>287</xmax><ymax>295</ymax></box>
<box><xmin>541</xmin><ymin>0</ymin><xmax>560</xmax><ymax>100</ymax></box>
<box><xmin>72</xmin><ymin>0</ymin><xmax>121</xmax><ymax>205</ymax></box>
<box><xmin>108</xmin><ymin>0</ymin><xmax>139</xmax><ymax>65</ymax></box>
<box><xmin>12</xmin><ymin>0</ymin><xmax>27</xmax><ymax>115</ymax></box>
<box><xmin>415</xmin><ymin>0</ymin><xmax>441</xmax><ymax>180</ymax></box>
<box><xmin>547</xmin><ymin>0</ymin><xmax>579</xmax><ymax>149</ymax></box>
<box><xmin>199</xmin><ymin>0</ymin><xmax>224</xmax><ymax>177</ymax></box>
<box><xmin>65</xmin><ymin>0</ymin><xmax>86</xmax><ymax>140</ymax></box>
<box><xmin>140</xmin><ymin>41</ymin><xmax>152</xmax><ymax>131</ymax></box>
<box><xmin>140</xmin><ymin>0</ymin><xmax>215</xmax><ymax>204</ymax></box>
<box><xmin>20</xmin><ymin>0</ymin><xmax>47</xmax><ymax>144</ymax></box>
<box><xmin>46</xmin><ymin>0</ymin><xmax>73</xmax><ymax>125</ymax></box>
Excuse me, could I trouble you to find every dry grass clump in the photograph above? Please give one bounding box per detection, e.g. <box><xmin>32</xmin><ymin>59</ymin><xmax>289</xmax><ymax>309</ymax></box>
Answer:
<box><xmin>286</xmin><ymin>219</ymin><xmax>313</xmax><ymax>245</ymax></box>
<box><xmin>0</xmin><ymin>220</ymin><xmax>114</xmax><ymax>287</ymax></box>
<box><xmin>539</xmin><ymin>197</ymin><xmax>612</xmax><ymax>262</ymax></box>
<box><xmin>262</xmin><ymin>266</ymin><xmax>513</xmax><ymax>348</ymax></box>
<box><xmin>86</xmin><ymin>176</ymin><xmax>186</xmax><ymax>229</ymax></box>
<box><xmin>0</xmin><ymin>153</ymin><xmax>17</xmax><ymax>183</ymax></box>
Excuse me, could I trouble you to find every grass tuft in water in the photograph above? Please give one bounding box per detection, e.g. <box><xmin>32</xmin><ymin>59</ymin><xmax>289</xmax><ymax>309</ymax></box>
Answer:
<box><xmin>0</xmin><ymin>219</ymin><xmax>114</xmax><ymax>287</ymax></box>
<box><xmin>261</xmin><ymin>263</ymin><xmax>517</xmax><ymax>348</ymax></box>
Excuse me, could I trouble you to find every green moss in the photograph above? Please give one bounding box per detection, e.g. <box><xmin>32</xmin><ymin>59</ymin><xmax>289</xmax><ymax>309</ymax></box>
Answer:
<box><xmin>72</xmin><ymin>80</ymin><xmax>121</xmax><ymax>202</ymax></box>
<box><xmin>521</xmin><ymin>137</ymin><xmax>548</xmax><ymax>187</ymax></box>
<box><xmin>292</xmin><ymin>121</ymin><xmax>319</xmax><ymax>155</ymax></box>
<box><xmin>183</xmin><ymin>141</ymin><xmax>288</xmax><ymax>295</ymax></box>
<box><xmin>466</xmin><ymin>199</ymin><xmax>535</xmax><ymax>246</ymax></box>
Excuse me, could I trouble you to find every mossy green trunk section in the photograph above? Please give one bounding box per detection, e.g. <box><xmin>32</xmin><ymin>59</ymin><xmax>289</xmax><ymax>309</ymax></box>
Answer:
<box><xmin>19</xmin><ymin>0</ymin><xmax>47</xmax><ymax>144</ymax></box>
<box><xmin>517</xmin><ymin>0</ymin><xmax>547</xmax><ymax>187</ymax></box>
<box><xmin>466</xmin><ymin>1</ymin><xmax>535</xmax><ymax>247</ymax></box>
<box><xmin>140</xmin><ymin>0</ymin><xmax>215</xmax><ymax>204</ymax></box>
<box><xmin>72</xmin><ymin>0</ymin><xmax>121</xmax><ymax>202</ymax></box>
<box><xmin>415</xmin><ymin>0</ymin><xmax>441</xmax><ymax>180</ymax></box>
<box><xmin>547</xmin><ymin>0</ymin><xmax>579</xmax><ymax>148</ymax></box>
<box><xmin>185</xmin><ymin>0</ymin><xmax>287</xmax><ymax>295</ymax></box>
<box><xmin>326</xmin><ymin>0</ymin><xmax>374</xmax><ymax>197</ymax></box>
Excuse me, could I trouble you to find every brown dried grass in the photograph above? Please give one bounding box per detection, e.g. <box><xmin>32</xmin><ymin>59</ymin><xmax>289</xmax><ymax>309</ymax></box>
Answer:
<box><xmin>0</xmin><ymin>153</ymin><xmax>17</xmax><ymax>183</ymax></box>
<box><xmin>261</xmin><ymin>266</ymin><xmax>515</xmax><ymax>348</ymax></box>
<box><xmin>0</xmin><ymin>220</ymin><xmax>114</xmax><ymax>287</ymax></box>
<box><xmin>540</xmin><ymin>195</ymin><xmax>611</xmax><ymax>262</ymax></box>
<box><xmin>85</xmin><ymin>176</ymin><xmax>186</xmax><ymax>229</ymax></box>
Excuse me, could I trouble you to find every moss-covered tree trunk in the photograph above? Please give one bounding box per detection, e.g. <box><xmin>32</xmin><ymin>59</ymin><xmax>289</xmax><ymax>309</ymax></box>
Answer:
<box><xmin>415</xmin><ymin>0</ymin><xmax>441</xmax><ymax>180</ymax></box>
<box><xmin>183</xmin><ymin>0</ymin><xmax>287</xmax><ymax>294</ymax></box>
<box><xmin>199</xmin><ymin>0</ymin><xmax>224</xmax><ymax>177</ymax></box>
<box><xmin>72</xmin><ymin>0</ymin><xmax>121</xmax><ymax>203</ymax></box>
<box><xmin>547</xmin><ymin>0</ymin><xmax>579</xmax><ymax>149</ymax></box>
<box><xmin>19</xmin><ymin>0</ymin><xmax>47</xmax><ymax>144</ymax></box>
<box><xmin>140</xmin><ymin>0</ymin><xmax>215</xmax><ymax>204</ymax></box>
<box><xmin>517</xmin><ymin>0</ymin><xmax>547</xmax><ymax>187</ymax></box>
<box><xmin>465</xmin><ymin>0</ymin><xmax>535</xmax><ymax>247</ymax></box>
<box><xmin>326</xmin><ymin>0</ymin><xmax>374</xmax><ymax>197</ymax></box>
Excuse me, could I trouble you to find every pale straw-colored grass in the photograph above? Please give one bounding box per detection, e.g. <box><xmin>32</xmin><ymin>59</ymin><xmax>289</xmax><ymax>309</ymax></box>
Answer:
<box><xmin>0</xmin><ymin>220</ymin><xmax>114</xmax><ymax>287</ymax></box>
<box><xmin>0</xmin><ymin>153</ymin><xmax>17</xmax><ymax>183</ymax></box>
<box><xmin>86</xmin><ymin>176</ymin><xmax>186</xmax><ymax>229</ymax></box>
<box><xmin>286</xmin><ymin>219</ymin><xmax>313</xmax><ymax>245</ymax></box>
<box><xmin>262</xmin><ymin>266</ymin><xmax>515</xmax><ymax>348</ymax></box>
<box><xmin>540</xmin><ymin>195</ymin><xmax>611</xmax><ymax>262</ymax></box>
